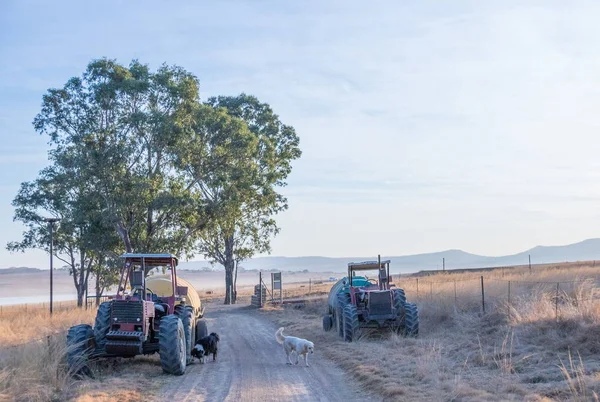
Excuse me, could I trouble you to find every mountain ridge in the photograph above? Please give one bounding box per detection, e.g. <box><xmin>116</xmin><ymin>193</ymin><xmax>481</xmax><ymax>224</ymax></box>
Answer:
<box><xmin>3</xmin><ymin>238</ymin><xmax>600</xmax><ymax>274</ymax></box>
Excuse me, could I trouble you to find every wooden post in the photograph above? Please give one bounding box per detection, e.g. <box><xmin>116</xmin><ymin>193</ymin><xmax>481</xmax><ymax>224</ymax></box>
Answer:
<box><xmin>481</xmin><ymin>276</ymin><xmax>485</xmax><ymax>314</ymax></box>
<box><xmin>259</xmin><ymin>271</ymin><xmax>262</xmax><ymax>307</ymax></box>
<box><xmin>416</xmin><ymin>278</ymin><xmax>419</xmax><ymax>299</ymax></box>
<box><xmin>454</xmin><ymin>280</ymin><xmax>457</xmax><ymax>306</ymax></box>
<box><xmin>309</xmin><ymin>278</ymin><xmax>311</xmax><ymax>294</ymax></box>
<box><xmin>443</xmin><ymin>257</ymin><xmax>445</xmax><ymax>272</ymax></box>
<box><xmin>555</xmin><ymin>282</ymin><xmax>559</xmax><ymax>322</ymax></box>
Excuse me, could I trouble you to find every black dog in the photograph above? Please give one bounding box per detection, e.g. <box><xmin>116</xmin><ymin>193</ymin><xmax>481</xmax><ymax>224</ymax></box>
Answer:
<box><xmin>192</xmin><ymin>332</ymin><xmax>220</xmax><ymax>363</ymax></box>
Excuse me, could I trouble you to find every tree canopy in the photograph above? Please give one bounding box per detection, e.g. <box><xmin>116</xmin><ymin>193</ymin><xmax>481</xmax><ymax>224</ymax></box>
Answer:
<box><xmin>8</xmin><ymin>58</ymin><xmax>301</xmax><ymax>304</ymax></box>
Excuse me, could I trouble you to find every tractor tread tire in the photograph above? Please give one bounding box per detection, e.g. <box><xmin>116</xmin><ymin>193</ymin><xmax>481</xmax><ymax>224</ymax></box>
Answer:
<box><xmin>343</xmin><ymin>304</ymin><xmax>360</xmax><ymax>342</ymax></box>
<box><xmin>66</xmin><ymin>324</ymin><xmax>95</xmax><ymax>378</ymax></box>
<box><xmin>403</xmin><ymin>302</ymin><xmax>419</xmax><ymax>337</ymax></box>
<box><xmin>175</xmin><ymin>305</ymin><xmax>195</xmax><ymax>364</ymax></box>
<box><xmin>195</xmin><ymin>319</ymin><xmax>208</xmax><ymax>342</ymax></box>
<box><xmin>93</xmin><ymin>301</ymin><xmax>111</xmax><ymax>353</ymax></box>
<box><xmin>393</xmin><ymin>289</ymin><xmax>406</xmax><ymax>334</ymax></box>
<box><xmin>336</xmin><ymin>293</ymin><xmax>350</xmax><ymax>338</ymax></box>
<box><xmin>159</xmin><ymin>315</ymin><xmax>186</xmax><ymax>375</ymax></box>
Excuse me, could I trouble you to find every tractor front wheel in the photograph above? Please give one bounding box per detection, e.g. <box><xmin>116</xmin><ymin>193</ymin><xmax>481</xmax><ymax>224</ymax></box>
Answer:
<box><xmin>322</xmin><ymin>314</ymin><xmax>333</xmax><ymax>331</ymax></box>
<box><xmin>159</xmin><ymin>315</ymin><xmax>186</xmax><ymax>375</ymax></box>
<box><xmin>403</xmin><ymin>302</ymin><xmax>419</xmax><ymax>337</ymax></box>
<box><xmin>66</xmin><ymin>324</ymin><xmax>95</xmax><ymax>378</ymax></box>
<box><xmin>343</xmin><ymin>304</ymin><xmax>360</xmax><ymax>342</ymax></box>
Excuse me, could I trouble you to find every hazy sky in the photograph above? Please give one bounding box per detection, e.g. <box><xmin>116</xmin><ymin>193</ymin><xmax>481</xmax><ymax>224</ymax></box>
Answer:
<box><xmin>2</xmin><ymin>0</ymin><xmax>600</xmax><ymax>268</ymax></box>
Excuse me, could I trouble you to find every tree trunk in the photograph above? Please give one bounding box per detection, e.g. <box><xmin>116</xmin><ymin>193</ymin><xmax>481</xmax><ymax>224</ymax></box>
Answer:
<box><xmin>95</xmin><ymin>273</ymin><xmax>102</xmax><ymax>306</ymax></box>
<box><xmin>223</xmin><ymin>235</ymin><xmax>235</xmax><ymax>305</ymax></box>
<box><xmin>116</xmin><ymin>224</ymin><xmax>133</xmax><ymax>253</ymax></box>
<box><xmin>233</xmin><ymin>260</ymin><xmax>239</xmax><ymax>304</ymax></box>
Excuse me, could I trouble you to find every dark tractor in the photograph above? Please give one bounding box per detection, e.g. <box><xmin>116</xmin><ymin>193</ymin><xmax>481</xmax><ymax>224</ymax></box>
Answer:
<box><xmin>66</xmin><ymin>253</ymin><xmax>207</xmax><ymax>377</ymax></box>
<box><xmin>322</xmin><ymin>256</ymin><xmax>418</xmax><ymax>342</ymax></box>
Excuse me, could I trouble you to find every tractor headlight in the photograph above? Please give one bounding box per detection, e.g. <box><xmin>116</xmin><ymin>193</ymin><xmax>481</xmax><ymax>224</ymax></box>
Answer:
<box><xmin>136</xmin><ymin>317</ymin><xmax>141</xmax><ymax>322</ymax></box>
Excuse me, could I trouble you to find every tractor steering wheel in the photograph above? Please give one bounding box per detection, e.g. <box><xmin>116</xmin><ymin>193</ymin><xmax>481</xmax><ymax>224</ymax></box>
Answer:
<box><xmin>367</xmin><ymin>278</ymin><xmax>378</xmax><ymax>285</ymax></box>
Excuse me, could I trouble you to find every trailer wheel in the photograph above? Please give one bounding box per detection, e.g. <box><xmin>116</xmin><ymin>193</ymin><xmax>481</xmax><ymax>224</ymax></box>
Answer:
<box><xmin>322</xmin><ymin>315</ymin><xmax>333</xmax><ymax>331</ymax></box>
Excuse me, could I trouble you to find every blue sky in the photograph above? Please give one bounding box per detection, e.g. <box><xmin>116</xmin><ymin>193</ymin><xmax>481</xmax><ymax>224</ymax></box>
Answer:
<box><xmin>2</xmin><ymin>0</ymin><xmax>600</xmax><ymax>268</ymax></box>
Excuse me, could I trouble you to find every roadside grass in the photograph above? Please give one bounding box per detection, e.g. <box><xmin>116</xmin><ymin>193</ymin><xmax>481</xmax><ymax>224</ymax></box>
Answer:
<box><xmin>260</xmin><ymin>263</ymin><xmax>600</xmax><ymax>401</ymax></box>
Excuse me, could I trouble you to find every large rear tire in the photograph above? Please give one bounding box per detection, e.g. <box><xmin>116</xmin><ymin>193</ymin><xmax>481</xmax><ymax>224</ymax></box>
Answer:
<box><xmin>343</xmin><ymin>304</ymin><xmax>360</xmax><ymax>342</ymax></box>
<box><xmin>336</xmin><ymin>293</ymin><xmax>350</xmax><ymax>338</ymax></box>
<box><xmin>159</xmin><ymin>315</ymin><xmax>186</xmax><ymax>375</ymax></box>
<box><xmin>93</xmin><ymin>301</ymin><xmax>111</xmax><ymax>353</ymax></box>
<box><xmin>403</xmin><ymin>302</ymin><xmax>419</xmax><ymax>337</ymax></box>
<box><xmin>66</xmin><ymin>324</ymin><xmax>95</xmax><ymax>378</ymax></box>
<box><xmin>175</xmin><ymin>305</ymin><xmax>195</xmax><ymax>364</ymax></box>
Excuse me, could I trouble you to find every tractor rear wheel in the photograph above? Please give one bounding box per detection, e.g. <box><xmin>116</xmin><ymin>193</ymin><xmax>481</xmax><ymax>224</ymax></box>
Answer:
<box><xmin>66</xmin><ymin>324</ymin><xmax>95</xmax><ymax>378</ymax></box>
<box><xmin>176</xmin><ymin>305</ymin><xmax>195</xmax><ymax>364</ymax></box>
<box><xmin>159</xmin><ymin>315</ymin><xmax>186</xmax><ymax>375</ymax></box>
<box><xmin>93</xmin><ymin>301</ymin><xmax>111</xmax><ymax>353</ymax></box>
<box><xmin>343</xmin><ymin>304</ymin><xmax>360</xmax><ymax>342</ymax></box>
<box><xmin>336</xmin><ymin>293</ymin><xmax>350</xmax><ymax>338</ymax></box>
<box><xmin>322</xmin><ymin>314</ymin><xmax>333</xmax><ymax>331</ymax></box>
<box><xmin>403</xmin><ymin>302</ymin><xmax>419</xmax><ymax>337</ymax></box>
<box><xmin>195</xmin><ymin>319</ymin><xmax>208</xmax><ymax>342</ymax></box>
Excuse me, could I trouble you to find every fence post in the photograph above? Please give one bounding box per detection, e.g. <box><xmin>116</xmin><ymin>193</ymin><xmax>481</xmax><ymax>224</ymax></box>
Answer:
<box><xmin>555</xmin><ymin>282</ymin><xmax>559</xmax><ymax>322</ymax></box>
<box><xmin>508</xmin><ymin>281</ymin><xmax>511</xmax><ymax>305</ymax></box>
<box><xmin>454</xmin><ymin>280</ymin><xmax>457</xmax><ymax>306</ymax></box>
<box><xmin>416</xmin><ymin>278</ymin><xmax>419</xmax><ymax>299</ymax></box>
<box><xmin>481</xmin><ymin>276</ymin><xmax>486</xmax><ymax>314</ymax></box>
<box><xmin>309</xmin><ymin>278</ymin><xmax>311</xmax><ymax>294</ymax></box>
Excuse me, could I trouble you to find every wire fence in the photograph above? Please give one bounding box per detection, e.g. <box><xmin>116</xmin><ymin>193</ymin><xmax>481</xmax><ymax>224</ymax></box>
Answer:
<box><xmin>395</xmin><ymin>276</ymin><xmax>600</xmax><ymax>322</ymax></box>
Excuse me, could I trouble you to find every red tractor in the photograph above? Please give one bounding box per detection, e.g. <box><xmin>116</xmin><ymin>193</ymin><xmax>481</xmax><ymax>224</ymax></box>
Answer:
<box><xmin>324</xmin><ymin>256</ymin><xmax>418</xmax><ymax>341</ymax></box>
<box><xmin>66</xmin><ymin>253</ymin><xmax>206</xmax><ymax>376</ymax></box>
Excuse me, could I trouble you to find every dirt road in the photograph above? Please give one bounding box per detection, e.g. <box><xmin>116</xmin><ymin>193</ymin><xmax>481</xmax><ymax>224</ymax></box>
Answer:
<box><xmin>156</xmin><ymin>303</ymin><xmax>376</xmax><ymax>402</ymax></box>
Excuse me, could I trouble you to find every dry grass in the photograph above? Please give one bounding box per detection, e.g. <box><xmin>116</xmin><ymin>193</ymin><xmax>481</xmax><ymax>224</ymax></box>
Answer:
<box><xmin>0</xmin><ymin>304</ymin><xmax>167</xmax><ymax>402</ymax></box>
<box><xmin>260</xmin><ymin>262</ymin><xmax>600</xmax><ymax>401</ymax></box>
<box><xmin>0</xmin><ymin>308</ymin><xmax>97</xmax><ymax>347</ymax></box>
<box><xmin>4</xmin><ymin>261</ymin><xmax>600</xmax><ymax>401</ymax></box>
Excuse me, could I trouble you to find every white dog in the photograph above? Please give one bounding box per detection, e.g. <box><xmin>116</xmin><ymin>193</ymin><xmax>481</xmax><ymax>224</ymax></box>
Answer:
<box><xmin>275</xmin><ymin>327</ymin><xmax>314</xmax><ymax>367</ymax></box>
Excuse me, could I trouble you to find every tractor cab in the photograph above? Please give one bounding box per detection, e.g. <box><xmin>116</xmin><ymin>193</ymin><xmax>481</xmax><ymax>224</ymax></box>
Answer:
<box><xmin>116</xmin><ymin>253</ymin><xmax>187</xmax><ymax>316</ymax></box>
<box><xmin>346</xmin><ymin>258</ymin><xmax>394</xmax><ymax>314</ymax></box>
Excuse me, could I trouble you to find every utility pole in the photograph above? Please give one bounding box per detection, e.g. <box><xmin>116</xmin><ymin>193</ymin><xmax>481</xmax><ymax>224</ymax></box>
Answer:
<box><xmin>44</xmin><ymin>218</ymin><xmax>60</xmax><ymax>315</ymax></box>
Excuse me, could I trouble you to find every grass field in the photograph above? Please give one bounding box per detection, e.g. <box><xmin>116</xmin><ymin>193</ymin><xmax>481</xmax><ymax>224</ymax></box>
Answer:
<box><xmin>261</xmin><ymin>262</ymin><xmax>600</xmax><ymax>401</ymax></box>
<box><xmin>2</xmin><ymin>261</ymin><xmax>600</xmax><ymax>401</ymax></box>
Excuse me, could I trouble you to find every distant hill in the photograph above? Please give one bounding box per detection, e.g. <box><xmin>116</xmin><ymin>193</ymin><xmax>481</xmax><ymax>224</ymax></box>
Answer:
<box><xmin>3</xmin><ymin>238</ymin><xmax>599</xmax><ymax>274</ymax></box>
<box><xmin>179</xmin><ymin>238</ymin><xmax>600</xmax><ymax>274</ymax></box>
